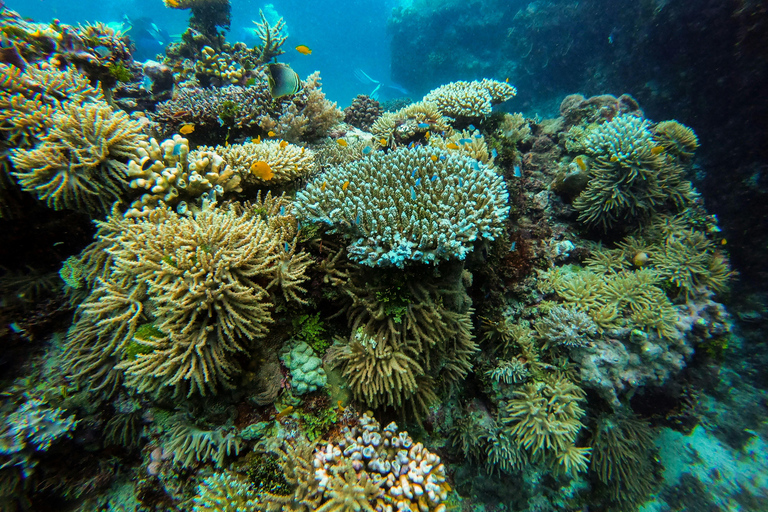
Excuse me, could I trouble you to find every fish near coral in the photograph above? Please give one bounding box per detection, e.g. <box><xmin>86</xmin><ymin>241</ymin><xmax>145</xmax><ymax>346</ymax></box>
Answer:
<box><xmin>250</xmin><ymin>161</ymin><xmax>275</xmax><ymax>181</ymax></box>
<box><xmin>446</xmin><ymin>142</ymin><xmax>460</xmax><ymax>150</ymax></box>
<box><xmin>574</xmin><ymin>156</ymin><xmax>587</xmax><ymax>171</ymax></box>
<box><xmin>267</xmin><ymin>63</ymin><xmax>301</xmax><ymax>99</ymax></box>
<box><xmin>295</xmin><ymin>45</ymin><xmax>312</xmax><ymax>55</ymax></box>
<box><xmin>342</xmin><ymin>180</ymin><xmax>350</xmax><ymax>191</ymax></box>
<box><xmin>179</xmin><ymin>123</ymin><xmax>195</xmax><ymax>135</ymax></box>
<box><xmin>336</xmin><ymin>139</ymin><xmax>348</xmax><ymax>147</ymax></box>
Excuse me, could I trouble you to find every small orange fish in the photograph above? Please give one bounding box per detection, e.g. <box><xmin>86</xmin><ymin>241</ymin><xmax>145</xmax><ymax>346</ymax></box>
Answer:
<box><xmin>342</xmin><ymin>180</ymin><xmax>350</xmax><ymax>191</ymax></box>
<box><xmin>720</xmin><ymin>239</ymin><xmax>727</xmax><ymax>245</ymax></box>
<box><xmin>321</xmin><ymin>181</ymin><xmax>327</xmax><ymax>191</ymax></box>
<box><xmin>268</xmin><ymin>130</ymin><xmax>276</xmax><ymax>137</ymax></box>
<box><xmin>425</xmin><ymin>131</ymin><xmax>431</xmax><ymax>140</ymax></box>
<box><xmin>380</xmin><ymin>138</ymin><xmax>388</xmax><ymax>147</ymax></box>
<box><xmin>505</xmin><ymin>77</ymin><xmax>509</xmax><ymax>83</ymax></box>
<box><xmin>255</xmin><ymin>135</ymin><xmax>261</xmax><ymax>144</ymax></box>
<box><xmin>446</xmin><ymin>142</ymin><xmax>459</xmax><ymax>150</ymax></box>
<box><xmin>250</xmin><ymin>160</ymin><xmax>274</xmax><ymax>181</ymax></box>
<box><xmin>337</xmin><ymin>400</ymin><xmax>345</xmax><ymax>411</ymax></box>
<box><xmin>179</xmin><ymin>123</ymin><xmax>195</xmax><ymax>135</ymax></box>
<box><xmin>610</xmin><ymin>155</ymin><xmax>619</xmax><ymax>162</ymax></box>
<box><xmin>337</xmin><ymin>139</ymin><xmax>348</xmax><ymax>147</ymax></box>
<box><xmin>166</xmin><ymin>0</ymin><xmax>180</xmax><ymax>7</ymax></box>
<box><xmin>295</xmin><ymin>45</ymin><xmax>312</xmax><ymax>55</ymax></box>
<box><xmin>574</xmin><ymin>156</ymin><xmax>586</xmax><ymax>171</ymax></box>
<box><xmin>279</xmin><ymin>140</ymin><xmax>288</xmax><ymax>149</ymax></box>
<box><xmin>431</xmin><ymin>154</ymin><xmax>438</xmax><ymax>162</ymax></box>
<box><xmin>300</xmin><ymin>147</ymin><xmax>305</xmax><ymax>155</ymax></box>
<box><xmin>650</xmin><ymin>146</ymin><xmax>664</xmax><ymax>156</ymax></box>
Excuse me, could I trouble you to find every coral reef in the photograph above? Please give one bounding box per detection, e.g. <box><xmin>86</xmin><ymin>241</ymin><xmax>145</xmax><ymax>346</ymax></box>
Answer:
<box><xmin>207</xmin><ymin>139</ymin><xmax>315</xmax><ymax>187</ymax></box>
<box><xmin>297</xmin><ymin>146</ymin><xmax>509</xmax><ymax>267</ymax></box>
<box><xmin>371</xmin><ymin>101</ymin><xmax>451</xmax><ymax>147</ymax></box>
<box><xmin>193</xmin><ymin>471</ymin><xmax>259</xmax><ymax>511</ymax></box>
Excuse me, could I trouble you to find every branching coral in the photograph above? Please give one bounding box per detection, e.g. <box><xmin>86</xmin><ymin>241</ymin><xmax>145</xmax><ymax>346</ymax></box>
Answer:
<box><xmin>573</xmin><ymin>115</ymin><xmax>696</xmax><ymax>229</ymax></box>
<box><xmin>297</xmin><ymin>146</ymin><xmax>509</xmax><ymax>267</ymax></box>
<box><xmin>10</xmin><ymin>99</ymin><xmax>145</xmax><ymax>214</ymax></box>
<box><xmin>194</xmin><ymin>471</ymin><xmax>259</xmax><ymax>511</ymax></box>
<box><xmin>344</xmin><ymin>95</ymin><xmax>383</xmax><ymax>131</ymax></box>
<box><xmin>590</xmin><ymin>411</ymin><xmax>658</xmax><ymax>508</ymax></box>
<box><xmin>126</xmin><ymin>134</ymin><xmax>242</xmax><ymax>216</ymax></box>
<box><xmin>166</xmin><ymin>422</ymin><xmax>242</xmax><ymax>468</ymax></box>
<box><xmin>423</xmin><ymin>79</ymin><xmax>517</xmax><ymax>119</ymax></box>
<box><xmin>501</xmin><ymin>377</ymin><xmax>590</xmax><ymax>476</ymax></box>
<box><xmin>207</xmin><ymin>139</ymin><xmax>315</xmax><ymax>186</ymax></box>
<box><xmin>535</xmin><ymin>304</ymin><xmax>598</xmax><ymax>349</ymax></box>
<box><xmin>259</xmin><ymin>412</ymin><xmax>451</xmax><ymax>512</ymax></box>
<box><xmin>652</xmin><ymin>120</ymin><xmax>699</xmax><ymax>160</ymax></box>
<box><xmin>371</xmin><ymin>101</ymin><xmax>451</xmax><ymax>147</ymax></box>
<box><xmin>62</xmin><ymin>194</ymin><xmax>310</xmax><ymax>398</ymax></box>
<box><xmin>428</xmin><ymin>128</ymin><xmax>494</xmax><ymax>165</ymax></box>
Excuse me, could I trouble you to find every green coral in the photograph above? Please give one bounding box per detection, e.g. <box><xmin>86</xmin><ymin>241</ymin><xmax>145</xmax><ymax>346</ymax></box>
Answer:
<box><xmin>193</xmin><ymin>471</ymin><xmax>258</xmax><ymax>512</ymax></box>
<box><xmin>280</xmin><ymin>342</ymin><xmax>327</xmax><ymax>395</ymax></box>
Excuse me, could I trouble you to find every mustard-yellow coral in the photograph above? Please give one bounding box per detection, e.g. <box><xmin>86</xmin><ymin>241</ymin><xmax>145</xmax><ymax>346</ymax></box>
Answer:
<box><xmin>423</xmin><ymin>78</ymin><xmax>517</xmax><ymax>119</ymax></box>
<box><xmin>205</xmin><ymin>139</ymin><xmax>315</xmax><ymax>186</ymax></box>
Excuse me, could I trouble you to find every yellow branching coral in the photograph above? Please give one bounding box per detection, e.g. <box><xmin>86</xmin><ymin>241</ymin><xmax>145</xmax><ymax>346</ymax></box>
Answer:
<box><xmin>62</xmin><ymin>194</ymin><xmax>311</xmax><ymax>398</ymax></box>
<box><xmin>501</xmin><ymin>377</ymin><xmax>590</xmax><ymax>476</ymax></box>
<box><xmin>126</xmin><ymin>134</ymin><xmax>242</xmax><ymax>216</ymax></box>
<box><xmin>207</xmin><ymin>139</ymin><xmax>315</xmax><ymax>186</ymax></box>
<box><xmin>10</xmin><ymin>99</ymin><xmax>145</xmax><ymax>214</ymax></box>
<box><xmin>428</xmin><ymin>128</ymin><xmax>494</xmax><ymax>165</ymax></box>
<box><xmin>653</xmin><ymin>120</ymin><xmax>699</xmax><ymax>159</ymax></box>
<box><xmin>371</xmin><ymin>101</ymin><xmax>452</xmax><ymax>146</ymax></box>
<box><xmin>423</xmin><ymin>79</ymin><xmax>517</xmax><ymax>119</ymax></box>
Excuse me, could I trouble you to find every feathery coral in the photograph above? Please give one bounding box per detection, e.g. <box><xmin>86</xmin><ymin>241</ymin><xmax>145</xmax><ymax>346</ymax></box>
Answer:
<box><xmin>207</xmin><ymin>139</ymin><xmax>315</xmax><ymax>186</ymax></box>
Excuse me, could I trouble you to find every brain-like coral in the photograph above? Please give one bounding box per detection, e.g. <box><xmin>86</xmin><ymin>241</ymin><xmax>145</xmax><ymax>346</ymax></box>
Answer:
<box><xmin>423</xmin><ymin>78</ymin><xmax>517</xmax><ymax>119</ymax></box>
<box><xmin>296</xmin><ymin>146</ymin><xmax>509</xmax><ymax>267</ymax></box>
<box><xmin>280</xmin><ymin>341</ymin><xmax>327</xmax><ymax>395</ymax></box>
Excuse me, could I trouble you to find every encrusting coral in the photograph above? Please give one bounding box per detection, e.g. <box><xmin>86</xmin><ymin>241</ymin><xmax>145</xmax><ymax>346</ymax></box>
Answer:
<box><xmin>297</xmin><ymin>146</ymin><xmax>509</xmax><ymax>267</ymax></box>
<box><xmin>573</xmin><ymin>115</ymin><xmax>696</xmax><ymax>230</ymax></box>
<box><xmin>423</xmin><ymin>78</ymin><xmax>517</xmax><ymax>119</ymax></box>
<box><xmin>62</xmin><ymin>193</ymin><xmax>311</xmax><ymax>398</ymax></box>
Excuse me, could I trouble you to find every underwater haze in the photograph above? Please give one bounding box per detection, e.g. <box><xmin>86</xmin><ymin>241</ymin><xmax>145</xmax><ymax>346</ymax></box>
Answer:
<box><xmin>1</xmin><ymin>0</ymin><xmax>767</xmax><ymax>511</ymax></box>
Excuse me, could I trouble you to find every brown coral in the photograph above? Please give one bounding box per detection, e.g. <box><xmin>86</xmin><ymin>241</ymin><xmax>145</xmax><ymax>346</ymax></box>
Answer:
<box><xmin>343</xmin><ymin>95</ymin><xmax>383</xmax><ymax>131</ymax></box>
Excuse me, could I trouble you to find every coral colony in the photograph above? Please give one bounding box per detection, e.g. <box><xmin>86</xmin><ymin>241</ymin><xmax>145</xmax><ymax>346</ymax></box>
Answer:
<box><xmin>0</xmin><ymin>1</ymin><xmax>741</xmax><ymax>511</ymax></box>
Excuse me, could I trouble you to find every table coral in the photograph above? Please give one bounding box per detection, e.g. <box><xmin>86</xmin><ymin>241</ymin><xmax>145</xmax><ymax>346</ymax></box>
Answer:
<box><xmin>296</xmin><ymin>146</ymin><xmax>509</xmax><ymax>267</ymax></box>
<box><xmin>423</xmin><ymin>78</ymin><xmax>517</xmax><ymax>119</ymax></box>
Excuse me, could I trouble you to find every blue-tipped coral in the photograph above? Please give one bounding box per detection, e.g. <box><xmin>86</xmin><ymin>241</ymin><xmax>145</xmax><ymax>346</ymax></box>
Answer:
<box><xmin>296</xmin><ymin>146</ymin><xmax>509</xmax><ymax>267</ymax></box>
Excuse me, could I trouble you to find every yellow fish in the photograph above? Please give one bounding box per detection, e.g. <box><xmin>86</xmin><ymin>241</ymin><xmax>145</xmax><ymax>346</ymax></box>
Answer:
<box><xmin>250</xmin><ymin>161</ymin><xmax>274</xmax><ymax>181</ymax></box>
<box><xmin>166</xmin><ymin>0</ymin><xmax>180</xmax><ymax>7</ymax></box>
<box><xmin>336</xmin><ymin>139</ymin><xmax>348</xmax><ymax>147</ymax></box>
<box><xmin>255</xmin><ymin>135</ymin><xmax>262</xmax><ymax>144</ymax></box>
<box><xmin>574</xmin><ymin>156</ymin><xmax>587</xmax><ymax>171</ymax></box>
<box><xmin>380</xmin><ymin>138</ymin><xmax>388</xmax><ymax>147</ymax></box>
<box><xmin>295</xmin><ymin>45</ymin><xmax>312</xmax><ymax>55</ymax></box>
<box><xmin>446</xmin><ymin>142</ymin><xmax>459</xmax><ymax>150</ymax></box>
<box><xmin>431</xmin><ymin>154</ymin><xmax>438</xmax><ymax>162</ymax></box>
<box><xmin>179</xmin><ymin>123</ymin><xmax>195</xmax><ymax>135</ymax></box>
<box><xmin>268</xmin><ymin>130</ymin><xmax>276</xmax><ymax>137</ymax></box>
<box><xmin>425</xmin><ymin>131</ymin><xmax>431</xmax><ymax>140</ymax></box>
<box><xmin>650</xmin><ymin>146</ymin><xmax>664</xmax><ymax>156</ymax></box>
<box><xmin>342</xmin><ymin>180</ymin><xmax>350</xmax><ymax>191</ymax></box>
<box><xmin>279</xmin><ymin>140</ymin><xmax>289</xmax><ymax>149</ymax></box>
<box><xmin>321</xmin><ymin>181</ymin><xmax>327</xmax><ymax>191</ymax></box>
<box><xmin>720</xmin><ymin>239</ymin><xmax>727</xmax><ymax>245</ymax></box>
<box><xmin>610</xmin><ymin>155</ymin><xmax>619</xmax><ymax>162</ymax></box>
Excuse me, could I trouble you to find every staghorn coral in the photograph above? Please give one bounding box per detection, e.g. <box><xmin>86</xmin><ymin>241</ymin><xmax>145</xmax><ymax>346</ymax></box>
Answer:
<box><xmin>207</xmin><ymin>139</ymin><xmax>315</xmax><ymax>186</ymax></box>
<box><xmin>250</xmin><ymin>9</ymin><xmax>288</xmax><ymax>64</ymax></box>
<box><xmin>422</xmin><ymin>79</ymin><xmax>517</xmax><ymax>119</ymax></box>
<box><xmin>344</xmin><ymin>95</ymin><xmax>383</xmax><ymax>131</ymax></box>
<box><xmin>371</xmin><ymin>101</ymin><xmax>451</xmax><ymax>147</ymax></box>
<box><xmin>497</xmin><ymin>112</ymin><xmax>532</xmax><ymax>145</ymax></box>
<box><xmin>10</xmin><ymin>99</ymin><xmax>145</xmax><ymax>214</ymax></box>
<box><xmin>62</xmin><ymin>194</ymin><xmax>310</xmax><ymax>399</ymax></box>
<box><xmin>259</xmin><ymin>412</ymin><xmax>451</xmax><ymax>512</ymax></box>
<box><xmin>652</xmin><ymin>120</ymin><xmax>699</xmax><ymax>160</ymax></box>
<box><xmin>126</xmin><ymin>134</ymin><xmax>242</xmax><ymax>216</ymax></box>
<box><xmin>193</xmin><ymin>471</ymin><xmax>259</xmax><ymax>511</ymax></box>
<box><xmin>297</xmin><ymin>146</ymin><xmax>509</xmax><ymax>267</ymax></box>
<box><xmin>573</xmin><ymin>115</ymin><xmax>696</xmax><ymax>230</ymax></box>
<box><xmin>501</xmin><ymin>377</ymin><xmax>590</xmax><ymax>476</ymax></box>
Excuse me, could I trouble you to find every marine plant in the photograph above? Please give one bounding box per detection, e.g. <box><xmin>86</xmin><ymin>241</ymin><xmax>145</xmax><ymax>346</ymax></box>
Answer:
<box><xmin>296</xmin><ymin>146</ymin><xmax>509</xmax><ymax>267</ymax></box>
<box><xmin>573</xmin><ymin>115</ymin><xmax>696</xmax><ymax>230</ymax></box>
